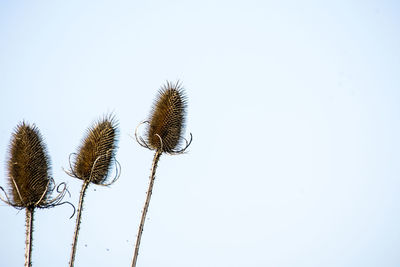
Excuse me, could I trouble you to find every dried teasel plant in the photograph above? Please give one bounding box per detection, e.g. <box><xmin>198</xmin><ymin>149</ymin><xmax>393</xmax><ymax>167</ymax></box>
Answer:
<box><xmin>65</xmin><ymin>114</ymin><xmax>120</xmax><ymax>267</ymax></box>
<box><xmin>131</xmin><ymin>81</ymin><xmax>192</xmax><ymax>267</ymax></box>
<box><xmin>0</xmin><ymin>122</ymin><xmax>72</xmax><ymax>267</ymax></box>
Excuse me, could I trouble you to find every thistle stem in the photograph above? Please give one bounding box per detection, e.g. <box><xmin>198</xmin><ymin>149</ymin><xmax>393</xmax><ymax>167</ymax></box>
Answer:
<box><xmin>25</xmin><ymin>207</ymin><xmax>34</xmax><ymax>267</ymax></box>
<box><xmin>131</xmin><ymin>150</ymin><xmax>162</xmax><ymax>267</ymax></box>
<box><xmin>69</xmin><ymin>180</ymin><xmax>90</xmax><ymax>267</ymax></box>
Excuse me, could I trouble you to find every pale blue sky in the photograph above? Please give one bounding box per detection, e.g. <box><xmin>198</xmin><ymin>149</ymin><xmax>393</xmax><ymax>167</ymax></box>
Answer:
<box><xmin>1</xmin><ymin>1</ymin><xmax>400</xmax><ymax>266</ymax></box>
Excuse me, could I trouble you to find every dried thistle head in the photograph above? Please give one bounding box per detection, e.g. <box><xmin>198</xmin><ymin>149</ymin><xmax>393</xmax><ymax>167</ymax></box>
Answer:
<box><xmin>6</xmin><ymin>122</ymin><xmax>52</xmax><ymax>208</ymax></box>
<box><xmin>71</xmin><ymin>115</ymin><xmax>119</xmax><ymax>184</ymax></box>
<box><xmin>146</xmin><ymin>81</ymin><xmax>188</xmax><ymax>153</ymax></box>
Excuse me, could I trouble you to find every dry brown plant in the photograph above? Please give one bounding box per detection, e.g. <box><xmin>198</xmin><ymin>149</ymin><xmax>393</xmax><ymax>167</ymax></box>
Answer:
<box><xmin>65</xmin><ymin>114</ymin><xmax>120</xmax><ymax>267</ymax></box>
<box><xmin>131</xmin><ymin>81</ymin><xmax>192</xmax><ymax>267</ymax></box>
<box><xmin>0</xmin><ymin>122</ymin><xmax>71</xmax><ymax>267</ymax></box>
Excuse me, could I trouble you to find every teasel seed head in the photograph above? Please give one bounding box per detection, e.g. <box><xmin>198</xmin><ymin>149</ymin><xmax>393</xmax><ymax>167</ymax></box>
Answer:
<box><xmin>146</xmin><ymin>81</ymin><xmax>188</xmax><ymax>153</ymax></box>
<box><xmin>71</xmin><ymin>115</ymin><xmax>119</xmax><ymax>185</ymax></box>
<box><xmin>6</xmin><ymin>122</ymin><xmax>52</xmax><ymax>208</ymax></box>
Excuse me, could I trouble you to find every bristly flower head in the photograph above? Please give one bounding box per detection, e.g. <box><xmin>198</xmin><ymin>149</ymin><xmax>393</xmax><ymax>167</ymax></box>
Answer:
<box><xmin>5</xmin><ymin>122</ymin><xmax>52</xmax><ymax>208</ymax></box>
<box><xmin>69</xmin><ymin>115</ymin><xmax>119</xmax><ymax>185</ymax></box>
<box><xmin>145</xmin><ymin>81</ymin><xmax>189</xmax><ymax>153</ymax></box>
<box><xmin>0</xmin><ymin>121</ymin><xmax>71</xmax><ymax>213</ymax></box>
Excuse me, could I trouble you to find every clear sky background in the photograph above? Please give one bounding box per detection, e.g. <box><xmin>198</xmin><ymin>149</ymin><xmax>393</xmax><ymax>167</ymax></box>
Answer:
<box><xmin>1</xmin><ymin>1</ymin><xmax>400</xmax><ymax>266</ymax></box>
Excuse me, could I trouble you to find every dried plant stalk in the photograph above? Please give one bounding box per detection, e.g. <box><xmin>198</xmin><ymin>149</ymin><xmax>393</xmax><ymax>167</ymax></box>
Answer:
<box><xmin>25</xmin><ymin>208</ymin><xmax>34</xmax><ymax>267</ymax></box>
<box><xmin>69</xmin><ymin>180</ymin><xmax>89</xmax><ymax>267</ymax></box>
<box><xmin>131</xmin><ymin>150</ymin><xmax>161</xmax><ymax>267</ymax></box>
<box><xmin>4</xmin><ymin>122</ymin><xmax>52</xmax><ymax>267</ymax></box>
<box><xmin>0</xmin><ymin>122</ymin><xmax>71</xmax><ymax>267</ymax></box>
<box><xmin>132</xmin><ymin>81</ymin><xmax>191</xmax><ymax>267</ymax></box>
<box><xmin>68</xmin><ymin>115</ymin><xmax>119</xmax><ymax>267</ymax></box>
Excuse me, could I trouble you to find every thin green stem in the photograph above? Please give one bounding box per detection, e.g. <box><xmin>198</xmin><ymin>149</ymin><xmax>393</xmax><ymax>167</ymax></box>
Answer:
<box><xmin>131</xmin><ymin>150</ymin><xmax>162</xmax><ymax>267</ymax></box>
<box><xmin>69</xmin><ymin>180</ymin><xmax>90</xmax><ymax>267</ymax></box>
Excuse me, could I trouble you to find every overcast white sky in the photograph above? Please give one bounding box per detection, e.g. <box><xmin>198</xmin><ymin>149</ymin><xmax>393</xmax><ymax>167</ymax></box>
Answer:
<box><xmin>1</xmin><ymin>1</ymin><xmax>400</xmax><ymax>266</ymax></box>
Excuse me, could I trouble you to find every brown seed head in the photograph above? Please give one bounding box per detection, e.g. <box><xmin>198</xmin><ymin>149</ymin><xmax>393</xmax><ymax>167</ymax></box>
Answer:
<box><xmin>72</xmin><ymin>115</ymin><xmax>119</xmax><ymax>184</ymax></box>
<box><xmin>7</xmin><ymin>122</ymin><xmax>51</xmax><ymax>208</ymax></box>
<box><xmin>147</xmin><ymin>81</ymin><xmax>187</xmax><ymax>153</ymax></box>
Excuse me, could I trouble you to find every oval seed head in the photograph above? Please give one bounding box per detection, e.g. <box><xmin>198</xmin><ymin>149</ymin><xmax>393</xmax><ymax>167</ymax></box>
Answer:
<box><xmin>7</xmin><ymin>122</ymin><xmax>52</xmax><ymax>208</ymax></box>
<box><xmin>147</xmin><ymin>81</ymin><xmax>187</xmax><ymax>153</ymax></box>
<box><xmin>73</xmin><ymin>115</ymin><xmax>119</xmax><ymax>184</ymax></box>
